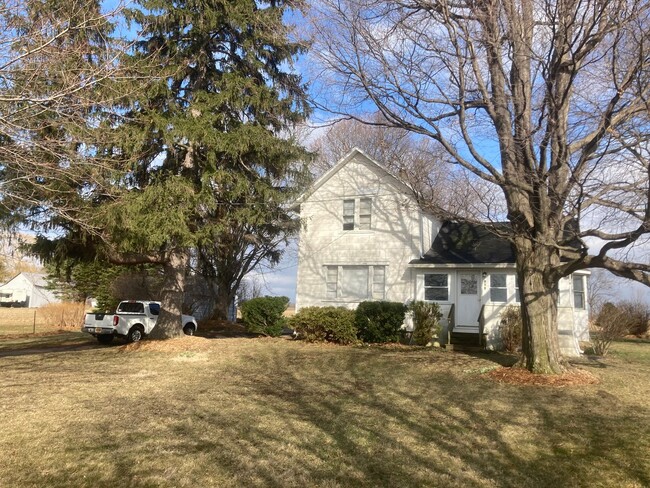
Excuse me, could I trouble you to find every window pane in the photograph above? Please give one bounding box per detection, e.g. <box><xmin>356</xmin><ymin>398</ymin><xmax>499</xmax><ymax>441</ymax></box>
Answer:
<box><xmin>359</xmin><ymin>198</ymin><xmax>371</xmax><ymax>214</ymax></box>
<box><xmin>326</xmin><ymin>266</ymin><xmax>338</xmax><ymax>299</ymax></box>
<box><xmin>574</xmin><ymin>292</ymin><xmax>584</xmax><ymax>309</ymax></box>
<box><xmin>573</xmin><ymin>276</ymin><xmax>584</xmax><ymax>292</ymax></box>
<box><xmin>359</xmin><ymin>214</ymin><xmax>371</xmax><ymax>229</ymax></box>
<box><xmin>343</xmin><ymin>200</ymin><xmax>355</xmax><ymax>215</ymax></box>
<box><xmin>425</xmin><ymin>274</ymin><xmax>447</xmax><ymax>287</ymax></box>
<box><xmin>425</xmin><ymin>288</ymin><xmax>449</xmax><ymax>301</ymax></box>
<box><xmin>341</xmin><ymin>266</ymin><xmax>369</xmax><ymax>300</ymax></box>
<box><xmin>460</xmin><ymin>275</ymin><xmax>478</xmax><ymax>295</ymax></box>
<box><xmin>372</xmin><ymin>266</ymin><xmax>385</xmax><ymax>299</ymax></box>
<box><xmin>490</xmin><ymin>288</ymin><xmax>507</xmax><ymax>302</ymax></box>
<box><xmin>149</xmin><ymin>303</ymin><xmax>160</xmax><ymax>315</ymax></box>
<box><xmin>490</xmin><ymin>274</ymin><xmax>506</xmax><ymax>288</ymax></box>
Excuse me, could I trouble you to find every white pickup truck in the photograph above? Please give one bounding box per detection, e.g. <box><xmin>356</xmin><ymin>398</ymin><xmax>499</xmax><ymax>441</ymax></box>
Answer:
<box><xmin>83</xmin><ymin>300</ymin><xmax>198</xmax><ymax>344</ymax></box>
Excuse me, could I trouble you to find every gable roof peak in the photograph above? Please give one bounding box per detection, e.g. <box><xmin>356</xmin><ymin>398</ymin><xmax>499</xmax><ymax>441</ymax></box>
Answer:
<box><xmin>294</xmin><ymin>147</ymin><xmax>414</xmax><ymax>207</ymax></box>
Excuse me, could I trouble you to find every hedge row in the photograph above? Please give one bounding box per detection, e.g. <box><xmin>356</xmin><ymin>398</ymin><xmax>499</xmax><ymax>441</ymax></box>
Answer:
<box><xmin>290</xmin><ymin>300</ymin><xmax>441</xmax><ymax>345</ymax></box>
<box><xmin>240</xmin><ymin>297</ymin><xmax>442</xmax><ymax>345</ymax></box>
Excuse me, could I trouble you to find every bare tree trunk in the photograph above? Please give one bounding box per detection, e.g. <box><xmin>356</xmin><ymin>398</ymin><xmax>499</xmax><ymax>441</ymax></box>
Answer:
<box><xmin>515</xmin><ymin>238</ymin><xmax>566</xmax><ymax>374</ymax></box>
<box><xmin>149</xmin><ymin>249</ymin><xmax>188</xmax><ymax>340</ymax></box>
<box><xmin>211</xmin><ymin>273</ymin><xmax>237</xmax><ymax>321</ymax></box>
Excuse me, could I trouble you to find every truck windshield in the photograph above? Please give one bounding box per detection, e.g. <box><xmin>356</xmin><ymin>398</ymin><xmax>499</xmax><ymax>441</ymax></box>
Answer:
<box><xmin>117</xmin><ymin>302</ymin><xmax>144</xmax><ymax>314</ymax></box>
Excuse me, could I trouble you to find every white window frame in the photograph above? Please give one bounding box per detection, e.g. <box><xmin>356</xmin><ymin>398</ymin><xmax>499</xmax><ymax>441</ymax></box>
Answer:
<box><xmin>573</xmin><ymin>275</ymin><xmax>586</xmax><ymax>310</ymax></box>
<box><xmin>489</xmin><ymin>273</ymin><xmax>508</xmax><ymax>303</ymax></box>
<box><xmin>342</xmin><ymin>199</ymin><xmax>355</xmax><ymax>230</ymax></box>
<box><xmin>424</xmin><ymin>273</ymin><xmax>449</xmax><ymax>302</ymax></box>
<box><xmin>324</xmin><ymin>265</ymin><xmax>386</xmax><ymax>301</ymax></box>
<box><xmin>342</xmin><ymin>197</ymin><xmax>372</xmax><ymax>231</ymax></box>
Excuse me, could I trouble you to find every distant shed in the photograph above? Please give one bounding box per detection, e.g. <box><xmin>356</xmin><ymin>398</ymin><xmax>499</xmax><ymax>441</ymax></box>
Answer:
<box><xmin>0</xmin><ymin>272</ymin><xmax>59</xmax><ymax>308</ymax></box>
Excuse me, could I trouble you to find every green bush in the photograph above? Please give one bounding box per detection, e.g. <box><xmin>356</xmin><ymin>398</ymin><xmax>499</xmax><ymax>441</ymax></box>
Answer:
<box><xmin>355</xmin><ymin>301</ymin><xmax>407</xmax><ymax>343</ymax></box>
<box><xmin>499</xmin><ymin>305</ymin><xmax>522</xmax><ymax>353</ymax></box>
<box><xmin>291</xmin><ymin>306</ymin><xmax>358</xmax><ymax>344</ymax></box>
<box><xmin>409</xmin><ymin>301</ymin><xmax>442</xmax><ymax>346</ymax></box>
<box><xmin>240</xmin><ymin>296</ymin><xmax>289</xmax><ymax>337</ymax></box>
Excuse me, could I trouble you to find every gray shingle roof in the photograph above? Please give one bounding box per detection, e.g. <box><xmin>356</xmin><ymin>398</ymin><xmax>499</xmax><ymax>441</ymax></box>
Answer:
<box><xmin>411</xmin><ymin>221</ymin><xmax>516</xmax><ymax>265</ymax></box>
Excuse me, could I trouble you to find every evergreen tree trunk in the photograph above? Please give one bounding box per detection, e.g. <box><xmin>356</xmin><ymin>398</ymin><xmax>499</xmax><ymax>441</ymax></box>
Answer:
<box><xmin>212</xmin><ymin>291</ymin><xmax>232</xmax><ymax>322</ymax></box>
<box><xmin>149</xmin><ymin>250</ymin><xmax>188</xmax><ymax>339</ymax></box>
<box><xmin>515</xmin><ymin>237</ymin><xmax>566</xmax><ymax>374</ymax></box>
<box><xmin>211</xmin><ymin>274</ymin><xmax>236</xmax><ymax>321</ymax></box>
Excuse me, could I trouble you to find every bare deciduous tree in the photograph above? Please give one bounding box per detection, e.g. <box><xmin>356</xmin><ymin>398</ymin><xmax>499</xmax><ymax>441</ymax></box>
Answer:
<box><xmin>309</xmin><ymin>0</ymin><xmax>650</xmax><ymax>373</ymax></box>
<box><xmin>307</xmin><ymin>113</ymin><xmax>503</xmax><ymax>220</ymax></box>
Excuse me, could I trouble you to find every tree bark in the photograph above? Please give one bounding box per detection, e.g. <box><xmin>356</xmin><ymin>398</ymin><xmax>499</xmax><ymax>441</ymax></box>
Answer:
<box><xmin>515</xmin><ymin>237</ymin><xmax>566</xmax><ymax>374</ymax></box>
<box><xmin>149</xmin><ymin>249</ymin><xmax>189</xmax><ymax>340</ymax></box>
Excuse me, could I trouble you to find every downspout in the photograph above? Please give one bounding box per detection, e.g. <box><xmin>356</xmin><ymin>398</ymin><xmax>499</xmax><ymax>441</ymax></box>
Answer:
<box><xmin>418</xmin><ymin>210</ymin><xmax>425</xmax><ymax>259</ymax></box>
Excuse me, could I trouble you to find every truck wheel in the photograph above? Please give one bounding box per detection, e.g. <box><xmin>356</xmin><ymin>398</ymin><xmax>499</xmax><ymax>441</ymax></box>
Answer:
<box><xmin>183</xmin><ymin>324</ymin><xmax>195</xmax><ymax>336</ymax></box>
<box><xmin>127</xmin><ymin>326</ymin><xmax>144</xmax><ymax>343</ymax></box>
<box><xmin>97</xmin><ymin>335</ymin><xmax>114</xmax><ymax>345</ymax></box>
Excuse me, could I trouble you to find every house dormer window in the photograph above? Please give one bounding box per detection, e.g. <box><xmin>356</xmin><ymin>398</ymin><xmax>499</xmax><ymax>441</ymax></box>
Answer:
<box><xmin>342</xmin><ymin>197</ymin><xmax>372</xmax><ymax>230</ymax></box>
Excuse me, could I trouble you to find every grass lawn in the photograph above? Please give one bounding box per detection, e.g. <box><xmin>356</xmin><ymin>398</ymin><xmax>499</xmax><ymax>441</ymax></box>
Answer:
<box><xmin>1</xmin><ymin>333</ymin><xmax>649</xmax><ymax>488</ymax></box>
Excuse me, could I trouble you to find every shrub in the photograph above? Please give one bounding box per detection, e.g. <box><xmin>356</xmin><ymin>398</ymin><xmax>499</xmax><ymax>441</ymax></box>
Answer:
<box><xmin>240</xmin><ymin>296</ymin><xmax>289</xmax><ymax>337</ymax></box>
<box><xmin>290</xmin><ymin>306</ymin><xmax>358</xmax><ymax>344</ymax></box>
<box><xmin>355</xmin><ymin>301</ymin><xmax>407</xmax><ymax>343</ymax></box>
<box><xmin>591</xmin><ymin>300</ymin><xmax>649</xmax><ymax>355</ymax></box>
<box><xmin>617</xmin><ymin>301</ymin><xmax>650</xmax><ymax>337</ymax></box>
<box><xmin>499</xmin><ymin>305</ymin><xmax>522</xmax><ymax>353</ymax></box>
<box><xmin>409</xmin><ymin>301</ymin><xmax>442</xmax><ymax>346</ymax></box>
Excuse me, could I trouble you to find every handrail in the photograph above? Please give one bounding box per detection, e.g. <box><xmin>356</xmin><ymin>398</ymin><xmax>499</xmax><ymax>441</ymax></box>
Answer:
<box><xmin>447</xmin><ymin>303</ymin><xmax>455</xmax><ymax>346</ymax></box>
<box><xmin>478</xmin><ymin>304</ymin><xmax>486</xmax><ymax>347</ymax></box>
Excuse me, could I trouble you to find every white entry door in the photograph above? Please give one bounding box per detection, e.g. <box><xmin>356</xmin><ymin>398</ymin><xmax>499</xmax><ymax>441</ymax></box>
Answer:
<box><xmin>457</xmin><ymin>273</ymin><xmax>481</xmax><ymax>326</ymax></box>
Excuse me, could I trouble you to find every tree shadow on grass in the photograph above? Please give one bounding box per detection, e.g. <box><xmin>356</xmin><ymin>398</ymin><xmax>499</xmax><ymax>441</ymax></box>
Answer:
<box><xmin>32</xmin><ymin>344</ymin><xmax>650</xmax><ymax>488</ymax></box>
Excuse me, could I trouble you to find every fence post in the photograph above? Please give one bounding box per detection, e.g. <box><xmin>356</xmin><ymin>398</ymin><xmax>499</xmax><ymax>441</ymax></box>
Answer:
<box><xmin>33</xmin><ymin>309</ymin><xmax>36</xmax><ymax>334</ymax></box>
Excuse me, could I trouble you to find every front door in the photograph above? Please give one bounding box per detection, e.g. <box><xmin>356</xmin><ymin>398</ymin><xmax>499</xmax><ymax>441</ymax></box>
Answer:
<box><xmin>457</xmin><ymin>272</ymin><xmax>481</xmax><ymax>326</ymax></box>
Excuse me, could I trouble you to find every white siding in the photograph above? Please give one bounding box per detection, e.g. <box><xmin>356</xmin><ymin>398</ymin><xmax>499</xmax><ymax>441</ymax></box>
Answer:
<box><xmin>296</xmin><ymin>152</ymin><xmax>435</xmax><ymax>310</ymax></box>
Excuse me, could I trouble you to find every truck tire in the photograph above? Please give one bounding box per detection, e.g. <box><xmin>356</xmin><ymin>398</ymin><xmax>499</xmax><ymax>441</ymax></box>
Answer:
<box><xmin>127</xmin><ymin>325</ymin><xmax>144</xmax><ymax>343</ymax></box>
<box><xmin>183</xmin><ymin>324</ymin><xmax>195</xmax><ymax>336</ymax></box>
<box><xmin>97</xmin><ymin>335</ymin><xmax>114</xmax><ymax>345</ymax></box>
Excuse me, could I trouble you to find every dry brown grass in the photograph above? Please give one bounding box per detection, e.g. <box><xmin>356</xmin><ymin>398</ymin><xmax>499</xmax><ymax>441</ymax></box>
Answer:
<box><xmin>0</xmin><ymin>335</ymin><xmax>648</xmax><ymax>488</ymax></box>
<box><xmin>0</xmin><ymin>302</ymin><xmax>84</xmax><ymax>336</ymax></box>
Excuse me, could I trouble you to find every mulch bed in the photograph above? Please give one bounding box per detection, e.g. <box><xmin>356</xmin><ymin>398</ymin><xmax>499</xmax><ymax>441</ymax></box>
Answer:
<box><xmin>486</xmin><ymin>366</ymin><xmax>599</xmax><ymax>386</ymax></box>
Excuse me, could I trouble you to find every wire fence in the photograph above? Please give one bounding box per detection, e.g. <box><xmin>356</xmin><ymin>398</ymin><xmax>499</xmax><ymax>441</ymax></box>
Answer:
<box><xmin>0</xmin><ymin>303</ymin><xmax>85</xmax><ymax>336</ymax></box>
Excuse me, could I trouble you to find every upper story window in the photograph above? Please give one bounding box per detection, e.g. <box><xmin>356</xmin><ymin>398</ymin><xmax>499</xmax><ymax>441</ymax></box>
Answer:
<box><xmin>359</xmin><ymin>198</ymin><xmax>372</xmax><ymax>229</ymax></box>
<box><xmin>343</xmin><ymin>200</ymin><xmax>355</xmax><ymax>230</ymax></box>
<box><xmin>573</xmin><ymin>275</ymin><xmax>585</xmax><ymax>309</ymax></box>
<box><xmin>490</xmin><ymin>274</ymin><xmax>507</xmax><ymax>302</ymax></box>
<box><xmin>424</xmin><ymin>273</ymin><xmax>449</xmax><ymax>301</ymax></box>
<box><xmin>342</xmin><ymin>197</ymin><xmax>372</xmax><ymax>230</ymax></box>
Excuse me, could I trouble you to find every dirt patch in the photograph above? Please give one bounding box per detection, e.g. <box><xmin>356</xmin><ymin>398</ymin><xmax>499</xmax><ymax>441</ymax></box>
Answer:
<box><xmin>485</xmin><ymin>366</ymin><xmax>600</xmax><ymax>386</ymax></box>
<box><xmin>119</xmin><ymin>335</ymin><xmax>215</xmax><ymax>353</ymax></box>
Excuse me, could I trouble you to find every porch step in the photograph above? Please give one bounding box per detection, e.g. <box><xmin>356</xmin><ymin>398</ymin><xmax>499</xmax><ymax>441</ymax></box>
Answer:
<box><xmin>450</xmin><ymin>331</ymin><xmax>482</xmax><ymax>347</ymax></box>
<box><xmin>445</xmin><ymin>343</ymin><xmax>485</xmax><ymax>353</ymax></box>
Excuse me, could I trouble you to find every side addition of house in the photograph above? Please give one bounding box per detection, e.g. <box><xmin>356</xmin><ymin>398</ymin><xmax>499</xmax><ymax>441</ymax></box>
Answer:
<box><xmin>294</xmin><ymin>148</ymin><xmax>589</xmax><ymax>355</ymax></box>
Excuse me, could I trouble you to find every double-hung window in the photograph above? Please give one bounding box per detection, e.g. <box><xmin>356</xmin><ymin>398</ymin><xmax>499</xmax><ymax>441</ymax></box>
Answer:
<box><xmin>573</xmin><ymin>275</ymin><xmax>585</xmax><ymax>309</ymax></box>
<box><xmin>424</xmin><ymin>273</ymin><xmax>449</xmax><ymax>301</ymax></box>
<box><xmin>490</xmin><ymin>274</ymin><xmax>507</xmax><ymax>302</ymax></box>
<box><xmin>343</xmin><ymin>200</ymin><xmax>355</xmax><ymax>230</ymax></box>
<box><xmin>342</xmin><ymin>197</ymin><xmax>372</xmax><ymax>230</ymax></box>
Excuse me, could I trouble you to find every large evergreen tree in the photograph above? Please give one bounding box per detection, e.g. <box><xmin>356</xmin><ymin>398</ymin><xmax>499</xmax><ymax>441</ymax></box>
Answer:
<box><xmin>99</xmin><ymin>0</ymin><xmax>310</xmax><ymax>335</ymax></box>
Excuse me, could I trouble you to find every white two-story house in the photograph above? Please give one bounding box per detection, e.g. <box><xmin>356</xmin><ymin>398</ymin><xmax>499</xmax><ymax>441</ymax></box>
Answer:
<box><xmin>295</xmin><ymin>148</ymin><xmax>589</xmax><ymax>355</ymax></box>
